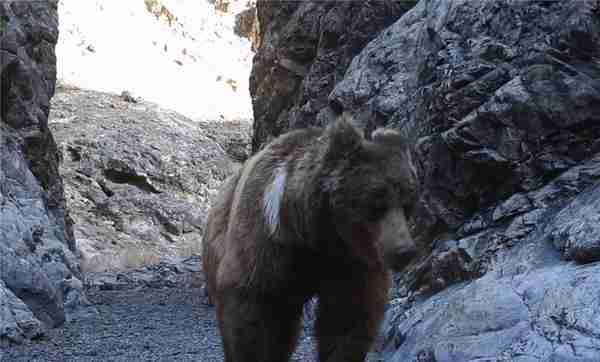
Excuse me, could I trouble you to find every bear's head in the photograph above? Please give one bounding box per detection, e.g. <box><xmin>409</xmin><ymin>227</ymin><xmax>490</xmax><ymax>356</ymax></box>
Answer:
<box><xmin>322</xmin><ymin>117</ymin><xmax>419</xmax><ymax>271</ymax></box>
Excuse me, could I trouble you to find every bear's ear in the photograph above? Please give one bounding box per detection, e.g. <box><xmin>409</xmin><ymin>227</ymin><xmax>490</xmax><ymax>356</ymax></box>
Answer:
<box><xmin>326</xmin><ymin>113</ymin><xmax>363</xmax><ymax>158</ymax></box>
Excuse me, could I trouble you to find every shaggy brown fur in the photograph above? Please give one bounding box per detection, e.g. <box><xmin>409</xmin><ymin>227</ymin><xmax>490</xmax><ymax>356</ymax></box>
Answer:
<box><xmin>202</xmin><ymin>116</ymin><xmax>418</xmax><ymax>362</ymax></box>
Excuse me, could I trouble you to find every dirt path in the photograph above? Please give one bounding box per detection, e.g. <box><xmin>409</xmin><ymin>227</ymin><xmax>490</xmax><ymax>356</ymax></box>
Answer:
<box><xmin>4</xmin><ymin>286</ymin><xmax>318</xmax><ymax>362</ymax></box>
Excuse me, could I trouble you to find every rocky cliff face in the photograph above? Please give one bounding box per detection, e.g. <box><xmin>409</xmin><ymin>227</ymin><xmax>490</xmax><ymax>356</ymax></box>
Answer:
<box><xmin>249</xmin><ymin>0</ymin><xmax>416</xmax><ymax>151</ymax></box>
<box><xmin>235</xmin><ymin>4</ymin><xmax>260</xmax><ymax>50</ymax></box>
<box><xmin>49</xmin><ymin>86</ymin><xmax>246</xmax><ymax>273</ymax></box>
<box><xmin>250</xmin><ymin>0</ymin><xmax>600</xmax><ymax>360</ymax></box>
<box><xmin>0</xmin><ymin>0</ymin><xmax>82</xmax><ymax>346</ymax></box>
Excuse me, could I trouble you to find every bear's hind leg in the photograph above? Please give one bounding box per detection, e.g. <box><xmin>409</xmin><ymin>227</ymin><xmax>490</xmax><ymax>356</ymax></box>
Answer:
<box><xmin>315</xmin><ymin>270</ymin><xmax>389</xmax><ymax>362</ymax></box>
<box><xmin>218</xmin><ymin>293</ymin><xmax>304</xmax><ymax>362</ymax></box>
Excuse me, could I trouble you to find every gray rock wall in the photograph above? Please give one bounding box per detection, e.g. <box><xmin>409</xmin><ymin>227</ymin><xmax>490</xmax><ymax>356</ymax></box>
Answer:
<box><xmin>1</xmin><ymin>0</ymin><xmax>79</xmax><ymax>346</ymax></box>
<box><xmin>49</xmin><ymin>86</ymin><xmax>243</xmax><ymax>273</ymax></box>
<box><xmin>250</xmin><ymin>0</ymin><xmax>600</xmax><ymax>360</ymax></box>
<box><xmin>331</xmin><ymin>0</ymin><xmax>600</xmax><ymax>243</ymax></box>
<box><xmin>249</xmin><ymin>0</ymin><xmax>415</xmax><ymax>151</ymax></box>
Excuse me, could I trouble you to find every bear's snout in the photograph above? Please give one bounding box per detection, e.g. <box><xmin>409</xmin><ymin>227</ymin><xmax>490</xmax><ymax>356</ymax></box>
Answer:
<box><xmin>378</xmin><ymin>208</ymin><xmax>417</xmax><ymax>271</ymax></box>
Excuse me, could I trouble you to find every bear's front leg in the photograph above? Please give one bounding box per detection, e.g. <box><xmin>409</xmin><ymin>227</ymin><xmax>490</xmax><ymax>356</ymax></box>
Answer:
<box><xmin>217</xmin><ymin>291</ymin><xmax>304</xmax><ymax>362</ymax></box>
<box><xmin>315</xmin><ymin>269</ymin><xmax>390</xmax><ymax>362</ymax></box>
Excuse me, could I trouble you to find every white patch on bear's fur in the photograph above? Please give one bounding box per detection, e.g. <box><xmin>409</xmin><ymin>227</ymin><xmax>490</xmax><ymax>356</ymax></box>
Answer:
<box><xmin>264</xmin><ymin>166</ymin><xmax>287</xmax><ymax>235</ymax></box>
<box><xmin>406</xmin><ymin>149</ymin><xmax>418</xmax><ymax>180</ymax></box>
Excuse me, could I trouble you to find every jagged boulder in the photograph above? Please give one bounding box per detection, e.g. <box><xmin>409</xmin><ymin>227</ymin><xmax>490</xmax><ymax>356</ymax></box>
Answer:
<box><xmin>235</xmin><ymin>5</ymin><xmax>260</xmax><ymax>50</ymax></box>
<box><xmin>0</xmin><ymin>0</ymin><xmax>81</xmax><ymax>345</ymax></box>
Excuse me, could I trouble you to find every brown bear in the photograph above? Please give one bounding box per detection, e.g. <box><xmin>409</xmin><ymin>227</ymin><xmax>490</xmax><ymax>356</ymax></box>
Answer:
<box><xmin>202</xmin><ymin>114</ymin><xmax>419</xmax><ymax>362</ymax></box>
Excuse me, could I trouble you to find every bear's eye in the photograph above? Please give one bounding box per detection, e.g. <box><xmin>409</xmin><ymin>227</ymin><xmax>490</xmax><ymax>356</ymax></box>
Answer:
<box><xmin>403</xmin><ymin>203</ymin><xmax>414</xmax><ymax>219</ymax></box>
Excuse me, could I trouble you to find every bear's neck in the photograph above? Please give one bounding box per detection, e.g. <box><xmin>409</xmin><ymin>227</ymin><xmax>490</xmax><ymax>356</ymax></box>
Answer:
<box><xmin>267</xmin><ymin>131</ymin><xmax>329</xmax><ymax>248</ymax></box>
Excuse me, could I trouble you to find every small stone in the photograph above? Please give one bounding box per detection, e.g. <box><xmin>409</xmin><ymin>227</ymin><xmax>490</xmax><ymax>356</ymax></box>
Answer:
<box><xmin>120</xmin><ymin>90</ymin><xmax>138</xmax><ymax>103</ymax></box>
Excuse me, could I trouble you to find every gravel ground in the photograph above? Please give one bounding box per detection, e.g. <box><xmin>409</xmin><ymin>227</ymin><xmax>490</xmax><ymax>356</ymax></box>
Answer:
<box><xmin>3</xmin><ymin>286</ymin><xmax>319</xmax><ymax>362</ymax></box>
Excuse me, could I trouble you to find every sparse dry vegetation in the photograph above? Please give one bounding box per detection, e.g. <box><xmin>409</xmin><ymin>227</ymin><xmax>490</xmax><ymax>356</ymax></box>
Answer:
<box><xmin>144</xmin><ymin>0</ymin><xmax>176</xmax><ymax>25</ymax></box>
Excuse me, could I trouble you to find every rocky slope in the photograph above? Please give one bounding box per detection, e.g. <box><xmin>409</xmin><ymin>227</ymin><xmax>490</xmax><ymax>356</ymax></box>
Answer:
<box><xmin>49</xmin><ymin>85</ymin><xmax>249</xmax><ymax>272</ymax></box>
<box><xmin>0</xmin><ymin>0</ymin><xmax>84</xmax><ymax>348</ymax></box>
<box><xmin>56</xmin><ymin>0</ymin><xmax>254</xmax><ymax>122</ymax></box>
<box><xmin>251</xmin><ymin>0</ymin><xmax>600</xmax><ymax>360</ymax></box>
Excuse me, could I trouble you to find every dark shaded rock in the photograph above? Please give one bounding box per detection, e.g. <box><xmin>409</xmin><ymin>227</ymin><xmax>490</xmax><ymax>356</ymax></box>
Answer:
<box><xmin>331</xmin><ymin>0</ymin><xmax>600</xmax><ymax>240</ymax></box>
<box><xmin>491</xmin><ymin>193</ymin><xmax>534</xmax><ymax>222</ymax></box>
<box><xmin>0</xmin><ymin>0</ymin><xmax>80</xmax><ymax>344</ymax></box>
<box><xmin>415</xmin><ymin>349</ymin><xmax>436</xmax><ymax>362</ymax></box>
<box><xmin>402</xmin><ymin>239</ymin><xmax>479</xmax><ymax>298</ymax></box>
<box><xmin>249</xmin><ymin>0</ymin><xmax>415</xmax><ymax>151</ymax></box>
<box><xmin>428</xmin><ymin>242</ymin><xmax>476</xmax><ymax>293</ymax></box>
<box><xmin>452</xmin><ymin>156</ymin><xmax>600</xmax><ymax>270</ymax></box>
